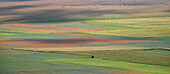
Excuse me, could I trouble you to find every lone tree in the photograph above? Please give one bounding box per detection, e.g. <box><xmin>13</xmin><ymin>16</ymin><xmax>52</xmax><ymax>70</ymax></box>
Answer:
<box><xmin>91</xmin><ymin>56</ymin><xmax>94</xmax><ymax>58</ymax></box>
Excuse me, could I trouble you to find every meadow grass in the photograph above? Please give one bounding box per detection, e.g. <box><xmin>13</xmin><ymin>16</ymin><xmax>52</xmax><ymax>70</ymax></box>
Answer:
<box><xmin>74</xmin><ymin>17</ymin><xmax>170</xmax><ymax>38</ymax></box>
<box><xmin>0</xmin><ymin>48</ymin><xmax>119</xmax><ymax>74</ymax></box>
<box><xmin>0</xmin><ymin>1</ymin><xmax>169</xmax><ymax>74</ymax></box>
<box><xmin>151</xmin><ymin>37</ymin><xmax>170</xmax><ymax>40</ymax></box>
<box><xmin>52</xmin><ymin>49</ymin><xmax>170</xmax><ymax>66</ymax></box>
<box><xmin>45</xmin><ymin>58</ymin><xmax>170</xmax><ymax>74</ymax></box>
<box><xmin>85</xmin><ymin>28</ymin><xmax>170</xmax><ymax>37</ymax></box>
<box><xmin>0</xmin><ymin>33</ymin><xmax>19</xmax><ymax>35</ymax></box>
<box><xmin>77</xmin><ymin>17</ymin><xmax>170</xmax><ymax>27</ymax></box>
<box><xmin>135</xmin><ymin>49</ymin><xmax>170</xmax><ymax>54</ymax></box>
<box><xmin>2</xmin><ymin>48</ymin><xmax>170</xmax><ymax>74</ymax></box>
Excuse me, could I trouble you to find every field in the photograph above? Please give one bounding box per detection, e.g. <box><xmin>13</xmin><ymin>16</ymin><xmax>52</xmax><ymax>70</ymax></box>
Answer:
<box><xmin>1</xmin><ymin>48</ymin><xmax>122</xmax><ymax>74</ymax></box>
<box><xmin>0</xmin><ymin>0</ymin><xmax>170</xmax><ymax>74</ymax></box>
<box><xmin>1</xmin><ymin>48</ymin><xmax>170</xmax><ymax>74</ymax></box>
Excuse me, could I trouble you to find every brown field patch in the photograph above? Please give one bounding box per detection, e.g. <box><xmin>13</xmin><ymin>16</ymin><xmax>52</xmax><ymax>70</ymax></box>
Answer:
<box><xmin>14</xmin><ymin>46</ymin><xmax>151</xmax><ymax>51</ymax></box>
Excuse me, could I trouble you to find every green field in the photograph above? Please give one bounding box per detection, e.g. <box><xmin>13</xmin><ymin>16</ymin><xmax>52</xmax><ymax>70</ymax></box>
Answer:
<box><xmin>85</xmin><ymin>28</ymin><xmax>170</xmax><ymax>37</ymax></box>
<box><xmin>81</xmin><ymin>17</ymin><xmax>170</xmax><ymax>38</ymax></box>
<box><xmin>0</xmin><ymin>48</ymin><xmax>121</xmax><ymax>74</ymax></box>
<box><xmin>50</xmin><ymin>49</ymin><xmax>170</xmax><ymax>66</ymax></box>
<box><xmin>44</xmin><ymin>49</ymin><xmax>170</xmax><ymax>74</ymax></box>
<box><xmin>45</xmin><ymin>58</ymin><xmax>170</xmax><ymax>74</ymax></box>
<box><xmin>1</xmin><ymin>48</ymin><xmax>170</xmax><ymax>74</ymax></box>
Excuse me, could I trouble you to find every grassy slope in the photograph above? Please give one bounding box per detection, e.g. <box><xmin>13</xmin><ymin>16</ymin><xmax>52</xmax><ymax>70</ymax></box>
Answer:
<box><xmin>0</xmin><ymin>33</ymin><xmax>19</xmax><ymax>35</ymax></box>
<box><xmin>0</xmin><ymin>0</ymin><xmax>169</xmax><ymax>74</ymax></box>
<box><xmin>45</xmin><ymin>58</ymin><xmax>170</xmax><ymax>74</ymax></box>
<box><xmin>80</xmin><ymin>17</ymin><xmax>170</xmax><ymax>38</ymax></box>
<box><xmin>8</xmin><ymin>48</ymin><xmax>170</xmax><ymax>74</ymax></box>
<box><xmin>43</xmin><ymin>49</ymin><xmax>170</xmax><ymax>74</ymax></box>
<box><xmin>0</xmin><ymin>48</ymin><xmax>119</xmax><ymax>74</ymax></box>
<box><xmin>85</xmin><ymin>28</ymin><xmax>170</xmax><ymax>37</ymax></box>
<box><xmin>51</xmin><ymin>49</ymin><xmax>170</xmax><ymax>66</ymax></box>
<box><xmin>78</xmin><ymin>17</ymin><xmax>170</xmax><ymax>27</ymax></box>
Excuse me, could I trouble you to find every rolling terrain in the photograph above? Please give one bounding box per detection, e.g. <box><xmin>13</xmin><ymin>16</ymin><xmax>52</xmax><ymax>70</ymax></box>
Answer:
<box><xmin>0</xmin><ymin>0</ymin><xmax>170</xmax><ymax>74</ymax></box>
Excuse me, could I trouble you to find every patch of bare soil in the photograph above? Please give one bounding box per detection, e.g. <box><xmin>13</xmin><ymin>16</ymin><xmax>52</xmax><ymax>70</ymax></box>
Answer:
<box><xmin>14</xmin><ymin>46</ymin><xmax>151</xmax><ymax>51</ymax></box>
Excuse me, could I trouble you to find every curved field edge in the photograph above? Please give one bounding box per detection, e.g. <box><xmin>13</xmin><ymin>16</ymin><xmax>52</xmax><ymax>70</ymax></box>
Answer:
<box><xmin>44</xmin><ymin>58</ymin><xmax>170</xmax><ymax>74</ymax></box>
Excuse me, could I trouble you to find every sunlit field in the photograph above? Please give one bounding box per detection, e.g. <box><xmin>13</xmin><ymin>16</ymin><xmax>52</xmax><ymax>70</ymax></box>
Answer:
<box><xmin>0</xmin><ymin>0</ymin><xmax>170</xmax><ymax>73</ymax></box>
